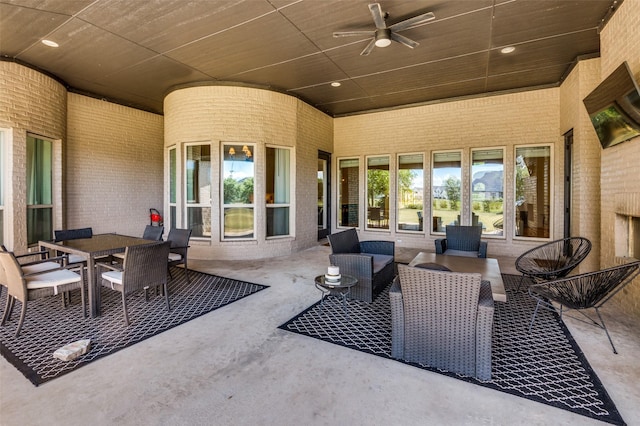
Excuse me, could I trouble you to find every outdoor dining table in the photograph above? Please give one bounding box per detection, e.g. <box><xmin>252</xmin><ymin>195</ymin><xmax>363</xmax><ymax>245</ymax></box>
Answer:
<box><xmin>39</xmin><ymin>233</ymin><xmax>158</xmax><ymax>317</ymax></box>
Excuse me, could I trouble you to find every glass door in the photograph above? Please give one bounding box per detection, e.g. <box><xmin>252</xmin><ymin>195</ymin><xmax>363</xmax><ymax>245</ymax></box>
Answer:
<box><xmin>318</xmin><ymin>151</ymin><xmax>331</xmax><ymax>239</ymax></box>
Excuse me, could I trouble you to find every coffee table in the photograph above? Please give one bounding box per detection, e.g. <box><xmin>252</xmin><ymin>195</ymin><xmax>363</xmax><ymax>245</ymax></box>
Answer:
<box><xmin>314</xmin><ymin>274</ymin><xmax>358</xmax><ymax>314</ymax></box>
<box><xmin>408</xmin><ymin>252</ymin><xmax>507</xmax><ymax>302</ymax></box>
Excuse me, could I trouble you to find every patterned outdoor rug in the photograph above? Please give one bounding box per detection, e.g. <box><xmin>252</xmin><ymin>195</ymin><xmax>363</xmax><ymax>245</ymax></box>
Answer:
<box><xmin>0</xmin><ymin>267</ymin><xmax>267</xmax><ymax>386</ymax></box>
<box><xmin>279</xmin><ymin>274</ymin><xmax>625</xmax><ymax>426</ymax></box>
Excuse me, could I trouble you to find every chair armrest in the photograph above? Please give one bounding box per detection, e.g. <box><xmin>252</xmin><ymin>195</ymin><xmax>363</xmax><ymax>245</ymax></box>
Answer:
<box><xmin>20</xmin><ymin>254</ymin><xmax>67</xmax><ymax>268</ymax></box>
<box><xmin>329</xmin><ymin>253</ymin><xmax>374</xmax><ymax>277</ymax></box>
<box><xmin>434</xmin><ymin>238</ymin><xmax>447</xmax><ymax>254</ymax></box>
<box><xmin>478</xmin><ymin>241</ymin><xmax>488</xmax><ymax>258</ymax></box>
<box><xmin>96</xmin><ymin>261</ymin><xmax>123</xmax><ymax>273</ymax></box>
<box><xmin>360</xmin><ymin>240</ymin><xmax>394</xmax><ymax>256</ymax></box>
<box><xmin>389</xmin><ymin>277</ymin><xmax>404</xmax><ymax>359</ymax></box>
<box><xmin>476</xmin><ymin>280</ymin><xmax>494</xmax><ymax>381</ymax></box>
<box><xmin>15</xmin><ymin>249</ymin><xmax>50</xmax><ymax>262</ymax></box>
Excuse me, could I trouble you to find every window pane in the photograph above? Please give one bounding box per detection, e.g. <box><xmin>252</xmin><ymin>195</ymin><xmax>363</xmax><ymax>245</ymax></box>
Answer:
<box><xmin>224</xmin><ymin>207</ymin><xmax>254</xmax><ymax>238</ymax></box>
<box><xmin>515</xmin><ymin>146</ymin><xmax>551</xmax><ymax>238</ymax></box>
<box><xmin>27</xmin><ymin>137</ymin><xmax>52</xmax><ymax>205</ymax></box>
<box><xmin>223</xmin><ymin>144</ymin><xmax>255</xmax><ymax>239</ymax></box>
<box><xmin>472</xmin><ymin>149</ymin><xmax>504</xmax><ymax>236</ymax></box>
<box><xmin>267</xmin><ymin>207</ymin><xmax>289</xmax><ymax>237</ymax></box>
<box><xmin>338</xmin><ymin>159</ymin><xmax>359</xmax><ymax>227</ymax></box>
<box><xmin>186</xmin><ymin>144</ymin><xmax>211</xmax><ymax>238</ymax></box>
<box><xmin>186</xmin><ymin>145</ymin><xmax>211</xmax><ymax>205</ymax></box>
<box><xmin>317</xmin><ymin>159</ymin><xmax>327</xmax><ymax>230</ymax></box>
<box><xmin>367</xmin><ymin>156</ymin><xmax>389</xmax><ymax>230</ymax></box>
<box><xmin>266</xmin><ymin>147</ymin><xmax>291</xmax><ymax>238</ymax></box>
<box><xmin>432</xmin><ymin>151</ymin><xmax>461</xmax><ymax>232</ymax></box>
<box><xmin>397</xmin><ymin>154</ymin><xmax>424</xmax><ymax>232</ymax></box>
<box><xmin>27</xmin><ymin>208</ymin><xmax>52</xmax><ymax>245</ymax></box>
<box><xmin>169</xmin><ymin>148</ymin><xmax>176</xmax><ymax>203</ymax></box>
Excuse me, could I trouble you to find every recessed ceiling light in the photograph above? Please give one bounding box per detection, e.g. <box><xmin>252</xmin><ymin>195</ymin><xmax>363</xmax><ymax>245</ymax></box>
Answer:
<box><xmin>42</xmin><ymin>39</ymin><xmax>59</xmax><ymax>48</ymax></box>
<box><xmin>501</xmin><ymin>46</ymin><xmax>515</xmax><ymax>54</ymax></box>
<box><xmin>331</xmin><ymin>82</ymin><xmax>341</xmax><ymax>87</ymax></box>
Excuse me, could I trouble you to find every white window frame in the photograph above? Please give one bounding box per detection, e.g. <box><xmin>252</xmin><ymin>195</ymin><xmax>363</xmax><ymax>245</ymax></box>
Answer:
<box><xmin>431</xmin><ymin>149</ymin><xmax>463</xmax><ymax>235</ymax></box>
<box><xmin>184</xmin><ymin>141</ymin><xmax>213</xmax><ymax>240</ymax></box>
<box><xmin>221</xmin><ymin>142</ymin><xmax>256</xmax><ymax>241</ymax></box>
<box><xmin>396</xmin><ymin>152</ymin><xmax>424</xmax><ymax>233</ymax></box>
<box><xmin>265</xmin><ymin>144</ymin><xmax>294</xmax><ymax>239</ymax></box>
<box><xmin>470</xmin><ymin>147</ymin><xmax>506</xmax><ymax>239</ymax></box>
<box><xmin>365</xmin><ymin>155</ymin><xmax>391</xmax><ymax>232</ymax></box>
<box><xmin>337</xmin><ymin>157</ymin><xmax>360</xmax><ymax>229</ymax></box>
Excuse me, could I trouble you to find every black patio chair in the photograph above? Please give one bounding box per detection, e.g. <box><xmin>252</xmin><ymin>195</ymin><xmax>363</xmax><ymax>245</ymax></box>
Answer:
<box><xmin>435</xmin><ymin>225</ymin><xmax>487</xmax><ymax>258</ymax></box>
<box><xmin>327</xmin><ymin>228</ymin><xmax>395</xmax><ymax>303</ymax></box>
<box><xmin>167</xmin><ymin>228</ymin><xmax>192</xmax><ymax>283</ymax></box>
<box><xmin>528</xmin><ymin>261</ymin><xmax>640</xmax><ymax>354</ymax></box>
<box><xmin>515</xmin><ymin>237</ymin><xmax>592</xmax><ymax>291</ymax></box>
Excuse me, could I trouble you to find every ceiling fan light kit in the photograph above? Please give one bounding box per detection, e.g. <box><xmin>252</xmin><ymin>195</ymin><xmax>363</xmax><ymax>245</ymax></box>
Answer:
<box><xmin>333</xmin><ymin>2</ymin><xmax>435</xmax><ymax>55</ymax></box>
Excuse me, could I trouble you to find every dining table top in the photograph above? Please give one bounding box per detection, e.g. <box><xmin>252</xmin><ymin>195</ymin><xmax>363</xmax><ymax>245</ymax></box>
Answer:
<box><xmin>39</xmin><ymin>233</ymin><xmax>156</xmax><ymax>257</ymax></box>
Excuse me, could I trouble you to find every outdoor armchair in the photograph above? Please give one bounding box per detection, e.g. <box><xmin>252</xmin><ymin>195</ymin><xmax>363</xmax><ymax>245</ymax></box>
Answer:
<box><xmin>515</xmin><ymin>237</ymin><xmax>591</xmax><ymax>291</ymax></box>
<box><xmin>435</xmin><ymin>225</ymin><xmax>487</xmax><ymax>258</ymax></box>
<box><xmin>97</xmin><ymin>241</ymin><xmax>171</xmax><ymax>326</ymax></box>
<box><xmin>327</xmin><ymin>228</ymin><xmax>394</xmax><ymax>303</ymax></box>
<box><xmin>528</xmin><ymin>261</ymin><xmax>640</xmax><ymax>354</ymax></box>
<box><xmin>167</xmin><ymin>228</ymin><xmax>192</xmax><ymax>283</ymax></box>
<box><xmin>0</xmin><ymin>250</ymin><xmax>85</xmax><ymax>337</ymax></box>
<box><xmin>390</xmin><ymin>264</ymin><xmax>494</xmax><ymax>381</ymax></box>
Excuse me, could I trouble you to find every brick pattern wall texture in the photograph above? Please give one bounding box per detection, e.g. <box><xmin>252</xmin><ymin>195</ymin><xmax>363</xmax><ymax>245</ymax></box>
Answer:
<box><xmin>334</xmin><ymin>88</ymin><xmax>563</xmax><ymax>258</ymax></box>
<box><xmin>66</xmin><ymin>93</ymin><xmax>164</xmax><ymax>238</ymax></box>
<box><xmin>0</xmin><ymin>62</ymin><xmax>66</xmax><ymax>252</ymax></box>
<box><xmin>598</xmin><ymin>0</ymin><xmax>640</xmax><ymax>317</ymax></box>
<box><xmin>164</xmin><ymin>85</ymin><xmax>332</xmax><ymax>260</ymax></box>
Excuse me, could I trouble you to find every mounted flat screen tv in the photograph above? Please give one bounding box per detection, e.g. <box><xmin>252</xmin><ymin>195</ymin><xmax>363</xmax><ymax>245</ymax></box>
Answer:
<box><xmin>583</xmin><ymin>61</ymin><xmax>640</xmax><ymax>149</ymax></box>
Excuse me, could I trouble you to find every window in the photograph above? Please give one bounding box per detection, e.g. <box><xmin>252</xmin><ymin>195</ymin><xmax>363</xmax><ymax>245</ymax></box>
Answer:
<box><xmin>222</xmin><ymin>143</ymin><xmax>254</xmax><ymax>239</ymax></box>
<box><xmin>366</xmin><ymin>156</ymin><xmax>390</xmax><ymax>230</ymax></box>
<box><xmin>515</xmin><ymin>145</ymin><xmax>551</xmax><ymax>238</ymax></box>
<box><xmin>26</xmin><ymin>135</ymin><xmax>53</xmax><ymax>245</ymax></box>
<box><xmin>471</xmin><ymin>148</ymin><xmax>504</xmax><ymax>236</ymax></box>
<box><xmin>0</xmin><ymin>130</ymin><xmax>4</xmax><ymax>246</ymax></box>
<box><xmin>338</xmin><ymin>158</ymin><xmax>359</xmax><ymax>228</ymax></box>
<box><xmin>169</xmin><ymin>147</ymin><xmax>177</xmax><ymax>231</ymax></box>
<box><xmin>397</xmin><ymin>153</ymin><xmax>424</xmax><ymax>232</ymax></box>
<box><xmin>266</xmin><ymin>146</ymin><xmax>291</xmax><ymax>238</ymax></box>
<box><xmin>185</xmin><ymin>144</ymin><xmax>212</xmax><ymax>238</ymax></box>
<box><xmin>432</xmin><ymin>151</ymin><xmax>461</xmax><ymax>233</ymax></box>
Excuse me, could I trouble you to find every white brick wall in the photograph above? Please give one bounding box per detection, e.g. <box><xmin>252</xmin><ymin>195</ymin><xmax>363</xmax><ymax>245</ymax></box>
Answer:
<box><xmin>164</xmin><ymin>85</ymin><xmax>333</xmax><ymax>260</ymax></box>
<box><xmin>0</xmin><ymin>61</ymin><xmax>66</xmax><ymax>252</ymax></box>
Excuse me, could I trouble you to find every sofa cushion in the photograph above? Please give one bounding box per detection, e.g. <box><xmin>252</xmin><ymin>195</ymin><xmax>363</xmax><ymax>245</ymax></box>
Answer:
<box><xmin>370</xmin><ymin>254</ymin><xmax>394</xmax><ymax>274</ymax></box>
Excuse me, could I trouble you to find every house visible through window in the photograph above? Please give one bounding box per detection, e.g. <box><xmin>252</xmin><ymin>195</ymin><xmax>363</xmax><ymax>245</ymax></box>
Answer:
<box><xmin>26</xmin><ymin>135</ymin><xmax>53</xmax><ymax>245</ymax></box>
<box><xmin>222</xmin><ymin>143</ymin><xmax>254</xmax><ymax>239</ymax></box>
<box><xmin>266</xmin><ymin>146</ymin><xmax>291</xmax><ymax>238</ymax></box>
<box><xmin>472</xmin><ymin>148</ymin><xmax>504</xmax><ymax>236</ymax></box>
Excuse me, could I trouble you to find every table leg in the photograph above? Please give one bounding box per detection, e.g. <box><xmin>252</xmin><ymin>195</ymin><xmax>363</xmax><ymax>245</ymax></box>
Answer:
<box><xmin>87</xmin><ymin>256</ymin><xmax>98</xmax><ymax>317</ymax></box>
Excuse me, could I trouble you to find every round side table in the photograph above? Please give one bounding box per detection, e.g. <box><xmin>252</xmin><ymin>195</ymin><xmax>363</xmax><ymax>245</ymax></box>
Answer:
<box><xmin>314</xmin><ymin>274</ymin><xmax>358</xmax><ymax>315</ymax></box>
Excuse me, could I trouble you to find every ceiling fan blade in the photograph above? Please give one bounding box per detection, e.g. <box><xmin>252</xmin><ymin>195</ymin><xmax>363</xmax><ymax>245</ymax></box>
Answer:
<box><xmin>360</xmin><ymin>38</ymin><xmax>377</xmax><ymax>56</ymax></box>
<box><xmin>368</xmin><ymin>3</ymin><xmax>387</xmax><ymax>29</ymax></box>
<box><xmin>389</xmin><ymin>11</ymin><xmax>435</xmax><ymax>32</ymax></box>
<box><xmin>333</xmin><ymin>30</ymin><xmax>375</xmax><ymax>38</ymax></box>
<box><xmin>390</xmin><ymin>32</ymin><xmax>419</xmax><ymax>49</ymax></box>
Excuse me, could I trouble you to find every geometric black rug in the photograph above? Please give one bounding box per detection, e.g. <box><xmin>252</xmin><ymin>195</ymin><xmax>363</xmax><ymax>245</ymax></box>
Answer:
<box><xmin>0</xmin><ymin>267</ymin><xmax>267</xmax><ymax>386</ymax></box>
<box><xmin>279</xmin><ymin>274</ymin><xmax>625</xmax><ymax>426</ymax></box>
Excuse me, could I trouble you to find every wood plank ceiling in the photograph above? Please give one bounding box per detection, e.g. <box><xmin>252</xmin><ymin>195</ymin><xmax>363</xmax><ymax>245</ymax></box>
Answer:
<box><xmin>0</xmin><ymin>0</ymin><xmax>620</xmax><ymax>117</ymax></box>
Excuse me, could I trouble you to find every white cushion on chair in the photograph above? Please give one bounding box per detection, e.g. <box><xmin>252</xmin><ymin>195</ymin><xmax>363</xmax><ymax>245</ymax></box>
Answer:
<box><xmin>111</xmin><ymin>252</ymin><xmax>125</xmax><ymax>260</ymax></box>
<box><xmin>101</xmin><ymin>270</ymin><xmax>123</xmax><ymax>288</ymax></box>
<box><xmin>21</xmin><ymin>261</ymin><xmax>60</xmax><ymax>274</ymax></box>
<box><xmin>168</xmin><ymin>253</ymin><xmax>182</xmax><ymax>261</ymax></box>
<box><xmin>26</xmin><ymin>269</ymin><xmax>82</xmax><ymax>295</ymax></box>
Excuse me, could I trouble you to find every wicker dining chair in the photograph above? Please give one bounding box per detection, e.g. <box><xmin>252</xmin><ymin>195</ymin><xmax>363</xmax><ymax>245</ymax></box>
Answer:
<box><xmin>112</xmin><ymin>225</ymin><xmax>164</xmax><ymax>262</ymax></box>
<box><xmin>97</xmin><ymin>241</ymin><xmax>171</xmax><ymax>326</ymax></box>
<box><xmin>515</xmin><ymin>237</ymin><xmax>591</xmax><ymax>291</ymax></box>
<box><xmin>0</xmin><ymin>251</ymin><xmax>85</xmax><ymax>337</ymax></box>
<box><xmin>167</xmin><ymin>228</ymin><xmax>192</xmax><ymax>283</ymax></box>
<box><xmin>54</xmin><ymin>227</ymin><xmax>94</xmax><ymax>265</ymax></box>
<box><xmin>528</xmin><ymin>261</ymin><xmax>640</xmax><ymax>354</ymax></box>
<box><xmin>390</xmin><ymin>264</ymin><xmax>494</xmax><ymax>381</ymax></box>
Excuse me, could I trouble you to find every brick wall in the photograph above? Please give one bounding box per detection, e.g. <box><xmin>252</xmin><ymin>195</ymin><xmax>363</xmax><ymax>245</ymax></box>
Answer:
<box><xmin>0</xmin><ymin>61</ymin><xmax>66</xmax><ymax>252</ymax></box>
<box><xmin>598</xmin><ymin>0</ymin><xmax>640</xmax><ymax>317</ymax></box>
<box><xmin>334</xmin><ymin>88</ymin><xmax>563</xmax><ymax>257</ymax></box>
<box><xmin>164</xmin><ymin>85</ymin><xmax>332</xmax><ymax>260</ymax></box>
<box><xmin>66</xmin><ymin>94</ymin><xmax>164</xmax><ymax>237</ymax></box>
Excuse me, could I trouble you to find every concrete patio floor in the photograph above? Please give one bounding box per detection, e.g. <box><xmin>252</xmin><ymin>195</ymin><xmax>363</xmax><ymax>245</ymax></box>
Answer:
<box><xmin>1</xmin><ymin>244</ymin><xmax>639</xmax><ymax>425</ymax></box>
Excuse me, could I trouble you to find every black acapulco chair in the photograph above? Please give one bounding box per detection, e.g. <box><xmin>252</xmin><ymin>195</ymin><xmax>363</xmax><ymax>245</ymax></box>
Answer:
<box><xmin>515</xmin><ymin>237</ymin><xmax>592</xmax><ymax>291</ymax></box>
<box><xmin>528</xmin><ymin>261</ymin><xmax>640</xmax><ymax>354</ymax></box>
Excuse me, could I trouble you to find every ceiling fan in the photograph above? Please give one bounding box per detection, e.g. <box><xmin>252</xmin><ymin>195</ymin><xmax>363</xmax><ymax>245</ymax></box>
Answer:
<box><xmin>333</xmin><ymin>3</ymin><xmax>435</xmax><ymax>56</ymax></box>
